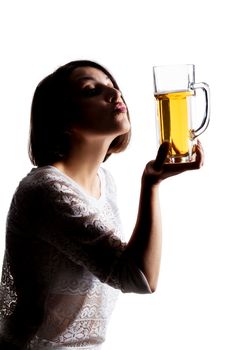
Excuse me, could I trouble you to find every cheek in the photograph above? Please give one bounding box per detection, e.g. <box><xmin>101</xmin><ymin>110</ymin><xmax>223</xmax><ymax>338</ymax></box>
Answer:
<box><xmin>74</xmin><ymin>102</ymin><xmax>102</xmax><ymax>120</ymax></box>
<box><xmin>70</xmin><ymin>110</ymin><xmax>105</xmax><ymax>133</ymax></box>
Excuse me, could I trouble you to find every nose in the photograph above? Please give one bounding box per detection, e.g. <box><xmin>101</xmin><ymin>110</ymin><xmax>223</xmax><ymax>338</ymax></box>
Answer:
<box><xmin>106</xmin><ymin>86</ymin><xmax>122</xmax><ymax>103</ymax></box>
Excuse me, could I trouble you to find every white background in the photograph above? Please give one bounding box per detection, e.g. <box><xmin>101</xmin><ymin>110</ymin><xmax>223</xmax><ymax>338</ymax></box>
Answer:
<box><xmin>0</xmin><ymin>1</ymin><xmax>232</xmax><ymax>349</ymax></box>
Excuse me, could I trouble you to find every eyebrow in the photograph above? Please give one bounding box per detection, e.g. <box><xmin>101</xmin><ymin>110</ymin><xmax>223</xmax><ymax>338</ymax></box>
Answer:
<box><xmin>75</xmin><ymin>75</ymin><xmax>111</xmax><ymax>83</ymax></box>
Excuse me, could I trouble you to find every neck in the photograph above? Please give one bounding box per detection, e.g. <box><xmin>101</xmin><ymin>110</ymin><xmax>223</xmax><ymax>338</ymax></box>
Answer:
<box><xmin>52</xmin><ymin>138</ymin><xmax>112</xmax><ymax>198</ymax></box>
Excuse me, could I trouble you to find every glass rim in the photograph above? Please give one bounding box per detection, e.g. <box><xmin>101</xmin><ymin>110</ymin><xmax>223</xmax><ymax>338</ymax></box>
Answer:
<box><xmin>153</xmin><ymin>63</ymin><xmax>195</xmax><ymax>70</ymax></box>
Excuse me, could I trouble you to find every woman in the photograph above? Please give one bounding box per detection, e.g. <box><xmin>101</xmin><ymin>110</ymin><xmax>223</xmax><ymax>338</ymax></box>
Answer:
<box><xmin>0</xmin><ymin>60</ymin><xmax>204</xmax><ymax>349</ymax></box>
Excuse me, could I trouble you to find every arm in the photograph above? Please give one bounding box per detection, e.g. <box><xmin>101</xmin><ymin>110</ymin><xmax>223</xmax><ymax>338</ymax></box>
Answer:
<box><xmin>126</xmin><ymin>183</ymin><xmax>162</xmax><ymax>293</ymax></box>
<box><xmin>125</xmin><ymin>141</ymin><xmax>204</xmax><ymax>292</ymax></box>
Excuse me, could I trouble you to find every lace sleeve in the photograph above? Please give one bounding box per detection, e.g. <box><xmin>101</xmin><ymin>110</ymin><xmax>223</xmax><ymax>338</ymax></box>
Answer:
<box><xmin>31</xmin><ymin>173</ymin><xmax>151</xmax><ymax>294</ymax></box>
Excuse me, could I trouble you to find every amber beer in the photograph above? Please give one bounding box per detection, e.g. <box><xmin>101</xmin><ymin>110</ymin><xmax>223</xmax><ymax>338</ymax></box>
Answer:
<box><xmin>155</xmin><ymin>90</ymin><xmax>195</xmax><ymax>163</ymax></box>
<box><xmin>153</xmin><ymin>64</ymin><xmax>210</xmax><ymax>164</ymax></box>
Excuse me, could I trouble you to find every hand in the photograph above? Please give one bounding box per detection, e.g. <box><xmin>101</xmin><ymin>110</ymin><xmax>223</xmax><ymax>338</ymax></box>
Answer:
<box><xmin>142</xmin><ymin>140</ymin><xmax>204</xmax><ymax>187</ymax></box>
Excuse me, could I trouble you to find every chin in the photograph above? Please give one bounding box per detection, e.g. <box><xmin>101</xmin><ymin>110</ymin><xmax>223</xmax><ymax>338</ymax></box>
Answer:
<box><xmin>121</xmin><ymin>121</ymin><xmax>131</xmax><ymax>134</ymax></box>
<box><xmin>116</xmin><ymin>117</ymin><xmax>130</xmax><ymax>132</ymax></box>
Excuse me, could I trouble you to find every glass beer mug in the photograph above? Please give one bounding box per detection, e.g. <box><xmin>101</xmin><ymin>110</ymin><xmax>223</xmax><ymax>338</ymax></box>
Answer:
<box><xmin>153</xmin><ymin>64</ymin><xmax>210</xmax><ymax>163</ymax></box>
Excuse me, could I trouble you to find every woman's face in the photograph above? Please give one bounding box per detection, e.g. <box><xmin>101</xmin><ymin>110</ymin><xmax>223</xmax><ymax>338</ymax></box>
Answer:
<box><xmin>68</xmin><ymin>66</ymin><xmax>131</xmax><ymax>141</ymax></box>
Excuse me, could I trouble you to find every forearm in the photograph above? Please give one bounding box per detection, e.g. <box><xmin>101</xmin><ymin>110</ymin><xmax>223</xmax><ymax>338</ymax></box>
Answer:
<box><xmin>126</xmin><ymin>182</ymin><xmax>162</xmax><ymax>292</ymax></box>
<box><xmin>123</xmin><ymin>141</ymin><xmax>203</xmax><ymax>293</ymax></box>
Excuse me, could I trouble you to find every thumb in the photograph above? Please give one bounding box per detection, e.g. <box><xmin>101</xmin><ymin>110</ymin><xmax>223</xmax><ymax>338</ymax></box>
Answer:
<box><xmin>153</xmin><ymin>142</ymin><xmax>170</xmax><ymax>171</ymax></box>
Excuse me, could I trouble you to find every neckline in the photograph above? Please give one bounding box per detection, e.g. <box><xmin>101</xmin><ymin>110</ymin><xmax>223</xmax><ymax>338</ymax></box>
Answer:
<box><xmin>46</xmin><ymin>165</ymin><xmax>106</xmax><ymax>204</ymax></box>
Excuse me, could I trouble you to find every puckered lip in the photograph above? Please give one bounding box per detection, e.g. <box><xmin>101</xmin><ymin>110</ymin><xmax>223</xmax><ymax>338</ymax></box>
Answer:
<box><xmin>113</xmin><ymin>102</ymin><xmax>127</xmax><ymax>113</ymax></box>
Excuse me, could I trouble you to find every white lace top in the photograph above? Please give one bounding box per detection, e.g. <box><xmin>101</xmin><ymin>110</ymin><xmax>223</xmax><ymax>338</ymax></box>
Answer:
<box><xmin>0</xmin><ymin>166</ymin><xmax>151</xmax><ymax>349</ymax></box>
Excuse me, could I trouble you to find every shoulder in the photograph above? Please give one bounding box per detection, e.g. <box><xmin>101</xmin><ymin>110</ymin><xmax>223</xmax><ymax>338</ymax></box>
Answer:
<box><xmin>17</xmin><ymin>166</ymin><xmax>65</xmax><ymax>191</ymax></box>
<box><xmin>14</xmin><ymin>167</ymin><xmax>92</xmax><ymax>217</ymax></box>
<box><xmin>14</xmin><ymin>166</ymin><xmax>77</xmax><ymax>203</ymax></box>
<box><xmin>7</xmin><ymin>167</ymin><xmax>67</xmax><ymax>220</ymax></box>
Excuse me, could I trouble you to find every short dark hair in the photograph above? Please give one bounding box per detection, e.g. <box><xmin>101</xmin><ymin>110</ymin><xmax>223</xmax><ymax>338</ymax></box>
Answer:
<box><xmin>29</xmin><ymin>60</ymin><xmax>131</xmax><ymax>166</ymax></box>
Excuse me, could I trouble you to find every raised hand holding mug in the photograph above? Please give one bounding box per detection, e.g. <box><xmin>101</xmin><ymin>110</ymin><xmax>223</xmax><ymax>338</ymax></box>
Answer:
<box><xmin>153</xmin><ymin>64</ymin><xmax>210</xmax><ymax>163</ymax></box>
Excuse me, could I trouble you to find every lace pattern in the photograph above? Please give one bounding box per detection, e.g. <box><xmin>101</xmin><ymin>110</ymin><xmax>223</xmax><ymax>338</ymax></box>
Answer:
<box><xmin>0</xmin><ymin>166</ymin><xmax>150</xmax><ymax>349</ymax></box>
<box><xmin>0</xmin><ymin>253</ymin><xmax>17</xmax><ymax>318</ymax></box>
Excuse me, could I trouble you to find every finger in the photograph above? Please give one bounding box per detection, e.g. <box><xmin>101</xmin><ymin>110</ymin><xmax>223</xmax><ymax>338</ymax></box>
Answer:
<box><xmin>153</xmin><ymin>142</ymin><xmax>170</xmax><ymax>171</ymax></box>
<box><xmin>193</xmin><ymin>140</ymin><xmax>204</xmax><ymax>167</ymax></box>
<box><xmin>196</xmin><ymin>147</ymin><xmax>204</xmax><ymax>168</ymax></box>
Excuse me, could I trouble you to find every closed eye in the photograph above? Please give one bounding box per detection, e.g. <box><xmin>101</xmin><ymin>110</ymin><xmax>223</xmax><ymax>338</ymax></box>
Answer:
<box><xmin>81</xmin><ymin>86</ymin><xmax>102</xmax><ymax>97</ymax></box>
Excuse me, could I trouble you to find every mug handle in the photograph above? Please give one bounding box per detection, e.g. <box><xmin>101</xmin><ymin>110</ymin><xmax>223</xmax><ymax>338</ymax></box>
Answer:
<box><xmin>190</xmin><ymin>82</ymin><xmax>210</xmax><ymax>139</ymax></box>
